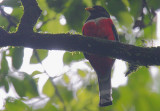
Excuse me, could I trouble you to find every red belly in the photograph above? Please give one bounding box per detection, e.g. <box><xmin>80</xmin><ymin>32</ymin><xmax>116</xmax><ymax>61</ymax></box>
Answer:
<box><xmin>82</xmin><ymin>18</ymin><xmax>115</xmax><ymax>75</ymax></box>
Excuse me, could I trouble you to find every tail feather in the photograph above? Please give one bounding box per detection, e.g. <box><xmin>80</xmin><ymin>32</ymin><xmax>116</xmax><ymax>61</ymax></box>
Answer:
<box><xmin>97</xmin><ymin>70</ymin><xmax>112</xmax><ymax>107</ymax></box>
<box><xmin>86</xmin><ymin>54</ymin><xmax>114</xmax><ymax>107</ymax></box>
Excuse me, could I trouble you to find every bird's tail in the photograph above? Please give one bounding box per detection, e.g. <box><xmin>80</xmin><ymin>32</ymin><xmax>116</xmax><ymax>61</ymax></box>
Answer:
<box><xmin>97</xmin><ymin>70</ymin><xmax>112</xmax><ymax>107</ymax></box>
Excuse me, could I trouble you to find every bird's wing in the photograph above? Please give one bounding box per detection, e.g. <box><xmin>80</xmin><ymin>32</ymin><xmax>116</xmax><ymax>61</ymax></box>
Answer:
<box><xmin>82</xmin><ymin>24</ymin><xmax>90</xmax><ymax>60</ymax></box>
<box><xmin>112</xmin><ymin>24</ymin><xmax>119</xmax><ymax>42</ymax></box>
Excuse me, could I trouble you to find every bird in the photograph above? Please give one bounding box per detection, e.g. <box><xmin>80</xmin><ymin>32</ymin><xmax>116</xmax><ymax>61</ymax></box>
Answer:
<box><xmin>82</xmin><ymin>6</ymin><xmax>119</xmax><ymax>107</ymax></box>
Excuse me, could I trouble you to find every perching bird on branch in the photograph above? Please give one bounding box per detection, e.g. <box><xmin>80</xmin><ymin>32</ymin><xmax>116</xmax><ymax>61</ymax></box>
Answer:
<box><xmin>82</xmin><ymin>6</ymin><xmax>119</xmax><ymax>107</ymax></box>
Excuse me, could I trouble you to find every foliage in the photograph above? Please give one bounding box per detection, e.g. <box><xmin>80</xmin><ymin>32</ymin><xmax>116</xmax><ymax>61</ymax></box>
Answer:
<box><xmin>0</xmin><ymin>0</ymin><xmax>160</xmax><ymax>111</ymax></box>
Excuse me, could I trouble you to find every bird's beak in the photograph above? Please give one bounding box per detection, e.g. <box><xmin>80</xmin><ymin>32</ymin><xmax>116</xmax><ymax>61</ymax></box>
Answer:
<box><xmin>85</xmin><ymin>7</ymin><xmax>94</xmax><ymax>11</ymax></box>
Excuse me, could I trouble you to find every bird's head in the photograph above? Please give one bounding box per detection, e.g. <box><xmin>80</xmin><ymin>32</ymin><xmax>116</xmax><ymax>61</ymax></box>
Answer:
<box><xmin>85</xmin><ymin>6</ymin><xmax>110</xmax><ymax>19</ymax></box>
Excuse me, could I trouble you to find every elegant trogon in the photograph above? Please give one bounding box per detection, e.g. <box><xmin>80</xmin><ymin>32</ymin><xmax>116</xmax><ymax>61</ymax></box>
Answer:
<box><xmin>82</xmin><ymin>6</ymin><xmax>119</xmax><ymax>107</ymax></box>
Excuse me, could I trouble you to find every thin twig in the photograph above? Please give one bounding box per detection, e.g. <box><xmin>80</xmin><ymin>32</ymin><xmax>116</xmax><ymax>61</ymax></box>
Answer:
<box><xmin>33</xmin><ymin>49</ymin><xmax>66</xmax><ymax>111</ymax></box>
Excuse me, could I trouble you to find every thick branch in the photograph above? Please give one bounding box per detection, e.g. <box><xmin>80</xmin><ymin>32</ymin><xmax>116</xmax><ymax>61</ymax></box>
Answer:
<box><xmin>0</xmin><ymin>31</ymin><xmax>160</xmax><ymax>66</ymax></box>
<box><xmin>0</xmin><ymin>0</ymin><xmax>159</xmax><ymax>66</ymax></box>
<box><xmin>18</xmin><ymin>0</ymin><xmax>42</xmax><ymax>33</ymax></box>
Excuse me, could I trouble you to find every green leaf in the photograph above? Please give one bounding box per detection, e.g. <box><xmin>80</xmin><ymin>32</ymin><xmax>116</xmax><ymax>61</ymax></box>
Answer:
<box><xmin>122</xmin><ymin>0</ymin><xmax>130</xmax><ymax>7</ymax></box>
<box><xmin>23</xmin><ymin>73</ymin><xmax>39</xmax><ymax>98</ymax></box>
<box><xmin>0</xmin><ymin>76</ymin><xmax>9</xmax><ymax>92</ymax></box>
<box><xmin>64</xmin><ymin>0</ymin><xmax>87</xmax><ymax>31</ymax></box>
<box><xmin>0</xmin><ymin>79</ymin><xmax>3</xmax><ymax>87</ymax></box>
<box><xmin>30</xmin><ymin>49</ymin><xmax>48</xmax><ymax>64</ymax></box>
<box><xmin>37</xmin><ymin>0</ymin><xmax>49</xmax><ymax>10</ymax></box>
<box><xmin>118</xmin><ymin>11</ymin><xmax>133</xmax><ymax>27</ymax></box>
<box><xmin>74</xmin><ymin>87</ymin><xmax>99</xmax><ymax>110</ymax></box>
<box><xmin>144</xmin><ymin>23</ymin><xmax>156</xmax><ymax>39</ymax></box>
<box><xmin>112</xmin><ymin>88</ymin><xmax>120</xmax><ymax>103</ymax></box>
<box><xmin>4</xmin><ymin>79</ymin><xmax>9</xmax><ymax>93</ymax></box>
<box><xmin>1</xmin><ymin>0</ymin><xmax>21</xmax><ymax>7</ymax></box>
<box><xmin>0</xmin><ymin>16</ymin><xmax>8</xmax><ymax>29</ymax></box>
<box><xmin>11</xmin><ymin>7</ymin><xmax>23</xmax><ymax>20</ymax></box>
<box><xmin>43</xmin><ymin>79</ymin><xmax>55</xmax><ymax>97</ymax></box>
<box><xmin>106</xmin><ymin>0</ymin><xmax>128</xmax><ymax>19</ymax></box>
<box><xmin>10</xmin><ymin>73</ymin><xmax>39</xmax><ymax>98</ymax></box>
<box><xmin>31</xmin><ymin>70</ymin><xmax>42</xmax><ymax>77</ymax></box>
<box><xmin>57</xmin><ymin>85</ymin><xmax>73</xmax><ymax>102</ymax></box>
<box><xmin>39</xmin><ymin>100</ymin><xmax>58</xmax><ymax>111</ymax></box>
<box><xmin>5</xmin><ymin>97</ymin><xmax>31</xmax><ymax>111</ymax></box>
<box><xmin>0</xmin><ymin>52</ymin><xmax>9</xmax><ymax>74</ymax></box>
<box><xmin>11</xmin><ymin>47</ymin><xmax>24</xmax><ymax>70</ymax></box>
<box><xmin>146</xmin><ymin>0</ymin><xmax>160</xmax><ymax>10</ymax></box>
<box><xmin>77</xmin><ymin>69</ymin><xmax>86</xmax><ymax>78</ymax></box>
<box><xmin>63</xmin><ymin>52</ymin><xmax>84</xmax><ymax>65</ymax></box>
<box><xmin>46</xmin><ymin>0</ymin><xmax>67</xmax><ymax>13</ymax></box>
<box><xmin>135</xmin><ymin>97</ymin><xmax>151</xmax><ymax>111</ymax></box>
<box><xmin>10</xmin><ymin>76</ymin><xmax>26</xmax><ymax>97</ymax></box>
<box><xmin>63</xmin><ymin>74</ymin><xmax>70</xmax><ymax>84</ymax></box>
<box><xmin>114</xmin><ymin>86</ymin><xmax>134</xmax><ymax>111</ymax></box>
<box><xmin>83</xmin><ymin>0</ymin><xmax>92</xmax><ymax>6</ymax></box>
<box><xmin>40</xmin><ymin>14</ymin><xmax>69</xmax><ymax>33</ymax></box>
<box><xmin>128</xmin><ymin>67</ymin><xmax>152</xmax><ymax>87</ymax></box>
<box><xmin>128</xmin><ymin>0</ymin><xmax>142</xmax><ymax>19</ymax></box>
<box><xmin>144</xmin><ymin>14</ymin><xmax>151</xmax><ymax>25</ymax></box>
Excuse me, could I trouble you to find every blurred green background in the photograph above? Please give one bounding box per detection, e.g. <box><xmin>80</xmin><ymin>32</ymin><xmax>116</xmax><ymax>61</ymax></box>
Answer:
<box><xmin>0</xmin><ymin>0</ymin><xmax>160</xmax><ymax>110</ymax></box>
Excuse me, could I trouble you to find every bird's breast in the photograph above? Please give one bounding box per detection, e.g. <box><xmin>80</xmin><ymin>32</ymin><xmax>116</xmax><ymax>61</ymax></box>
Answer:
<box><xmin>83</xmin><ymin>17</ymin><xmax>115</xmax><ymax>40</ymax></box>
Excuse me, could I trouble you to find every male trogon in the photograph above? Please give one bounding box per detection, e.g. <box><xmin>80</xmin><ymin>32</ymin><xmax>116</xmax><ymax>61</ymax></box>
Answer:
<box><xmin>82</xmin><ymin>6</ymin><xmax>119</xmax><ymax>107</ymax></box>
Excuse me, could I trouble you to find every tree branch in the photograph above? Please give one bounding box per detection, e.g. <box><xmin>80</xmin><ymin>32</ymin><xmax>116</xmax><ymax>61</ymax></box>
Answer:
<box><xmin>0</xmin><ymin>0</ymin><xmax>160</xmax><ymax>66</ymax></box>
<box><xmin>18</xmin><ymin>0</ymin><xmax>42</xmax><ymax>33</ymax></box>
<box><xmin>0</xmin><ymin>30</ymin><xmax>160</xmax><ymax>66</ymax></box>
